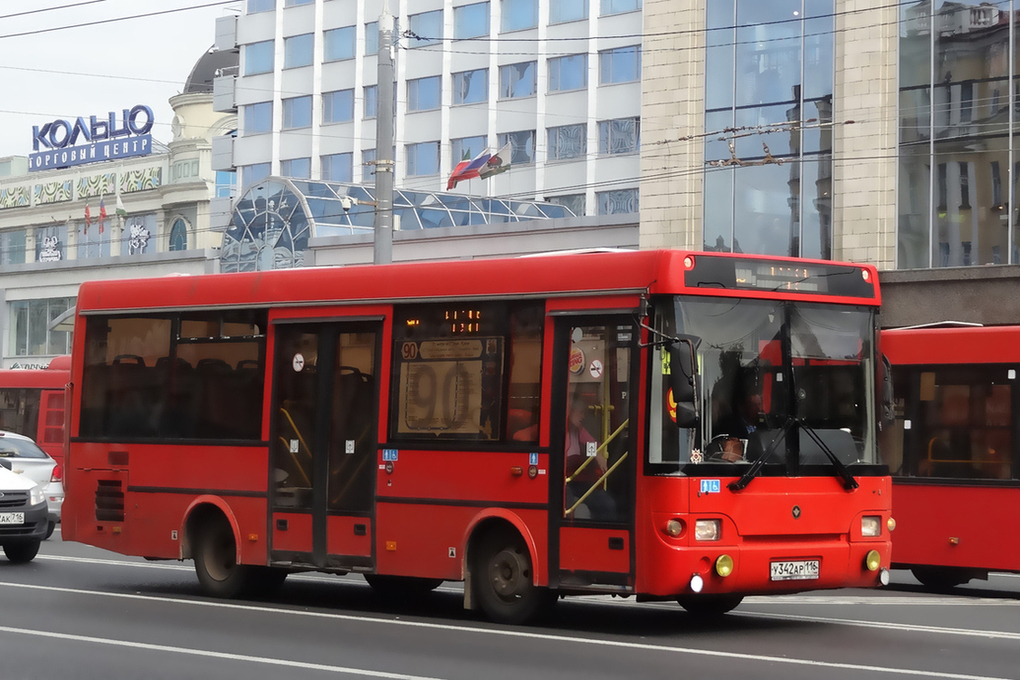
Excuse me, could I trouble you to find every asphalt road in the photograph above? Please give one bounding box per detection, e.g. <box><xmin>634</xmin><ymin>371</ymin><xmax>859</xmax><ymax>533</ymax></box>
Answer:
<box><xmin>1</xmin><ymin>527</ymin><xmax>1018</xmax><ymax>680</ymax></box>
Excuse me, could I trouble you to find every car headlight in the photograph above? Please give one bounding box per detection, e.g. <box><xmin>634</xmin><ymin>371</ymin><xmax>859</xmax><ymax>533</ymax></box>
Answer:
<box><xmin>861</xmin><ymin>515</ymin><xmax>882</xmax><ymax>537</ymax></box>
<box><xmin>30</xmin><ymin>485</ymin><xmax>46</xmax><ymax>507</ymax></box>
<box><xmin>694</xmin><ymin>519</ymin><xmax>721</xmax><ymax>541</ymax></box>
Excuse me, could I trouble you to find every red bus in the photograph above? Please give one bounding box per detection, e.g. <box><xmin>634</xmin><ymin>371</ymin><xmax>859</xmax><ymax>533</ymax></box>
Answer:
<box><xmin>63</xmin><ymin>250</ymin><xmax>892</xmax><ymax>623</ymax></box>
<box><xmin>882</xmin><ymin>324</ymin><xmax>1019</xmax><ymax>588</ymax></box>
<box><xmin>0</xmin><ymin>356</ymin><xmax>69</xmax><ymax>466</ymax></box>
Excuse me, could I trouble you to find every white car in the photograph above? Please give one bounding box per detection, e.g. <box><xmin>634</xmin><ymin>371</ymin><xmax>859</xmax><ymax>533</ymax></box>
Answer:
<box><xmin>0</xmin><ymin>465</ymin><xmax>48</xmax><ymax>562</ymax></box>
<box><xmin>0</xmin><ymin>430</ymin><xmax>62</xmax><ymax>539</ymax></box>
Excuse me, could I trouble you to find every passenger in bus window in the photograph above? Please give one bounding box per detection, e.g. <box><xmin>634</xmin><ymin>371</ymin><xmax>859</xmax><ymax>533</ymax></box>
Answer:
<box><xmin>564</xmin><ymin>395</ymin><xmax>616</xmax><ymax>521</ymax></box>
<box><xmin>708</xmin><ymin>378</ymin><xmax>763</xmax><ymax>462</ymax></box>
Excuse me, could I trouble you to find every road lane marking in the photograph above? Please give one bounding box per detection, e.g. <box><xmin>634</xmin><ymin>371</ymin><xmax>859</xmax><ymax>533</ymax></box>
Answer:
<box><xmin>0</xmin><ymin>581</ymin><xmax>1012</xmax><ymax>680</ymax></box>
<box><xmin>0</xmin><ymin>625</ymin><xmax>447</xmax><ymax>679</ymax></box>
<box><xmin>33</xmin><ymin>556</ymin><xmax>1020</xmax><ymax>606</ymax></box>
<box><xmin>735</xmin><ymin>611</ymin><xmax>1020</xmax><ymax>640</ymax></box>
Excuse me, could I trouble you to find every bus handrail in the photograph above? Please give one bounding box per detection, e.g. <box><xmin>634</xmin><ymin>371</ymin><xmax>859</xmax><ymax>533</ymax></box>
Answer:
<box><xmin>565</xmin><ymin>452</ymin><xmax>628</xmax><ymax>516</ymax></box>
<box><xmin>566</xmin><ymin>419</ymin><xmax>628</xmax><ymax>484</ymax></box>
<box><xmin>278</xmin><ymin>407</ymin><xmax>312</xmax><ymax>487</ymax></box>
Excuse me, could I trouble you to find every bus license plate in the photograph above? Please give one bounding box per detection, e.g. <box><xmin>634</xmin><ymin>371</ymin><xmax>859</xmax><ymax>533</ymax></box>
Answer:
<box><xmin>0</xmin><ymin>513</ymin><xmax>24</xmax><ymax>525</ymax></box>
<box><xmin>770</xmin><ymin>560</ymin><xmax>819</xmax><ymax>581</ymax></box>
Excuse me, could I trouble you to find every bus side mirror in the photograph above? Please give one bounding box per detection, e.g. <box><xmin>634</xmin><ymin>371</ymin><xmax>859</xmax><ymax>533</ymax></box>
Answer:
<box><xmin>668</xmin><ymin>339</ymin><xmax>699</xmax><ymax>429</ymax></box>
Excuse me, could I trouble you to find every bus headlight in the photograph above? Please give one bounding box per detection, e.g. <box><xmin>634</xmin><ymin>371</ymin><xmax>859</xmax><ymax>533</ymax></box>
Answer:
<box><xmin>887</xmin><ymin>517</ymin><xmax>896</xmax><ymax>532</ymax></box>
<box><xmin>694</xmin><ymin>519</ymin><xmax>721</xmax><ymax>541</ymax></box>
<box><xmin>861</xmin><ymin>516</ymin><xmax>882</xmax><ymax>537</ymax></box>
<box><xmin>665</xmin><ymin>519</ymin><xmax>684</xmax><ymax>537</ymax></box>
<box><xmin>865</xmin><ymin>549</ymin><xmax>882</xmax><ymax>572</ymax></box>
<box><xmin>715</xmin><ymin>554</ymin><xmax>734</xmax><ymax>577</ymax></box>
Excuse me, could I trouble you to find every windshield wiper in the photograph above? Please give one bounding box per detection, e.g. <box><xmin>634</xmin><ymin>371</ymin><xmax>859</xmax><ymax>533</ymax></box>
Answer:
<box><xmin>799</xmin><ymin>421</ymin><xmax>859</xmax><ymax>491</ymax></box>
<box><xmin>728</xmin><ymin>418</ymin><xmax>859</xmax><ymax>492</ymax></box>
<box><xmin>728</xmin><ymin>417</ymin><xmax>795</xmax><ymax>492</ymax></box>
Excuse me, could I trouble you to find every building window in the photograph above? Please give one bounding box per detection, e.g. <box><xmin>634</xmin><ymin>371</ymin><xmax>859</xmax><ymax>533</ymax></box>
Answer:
<box><xmin>549</xmin><ymin>54</ymin><xmax>587</xmax><ymax>92</ymax></box>
<box><xmin>282</xmin><ymin>96</ymin><xmax>312</xmax><ymax>129</ymax></box>
<box><xmin>455</xmin><ymin>2</ymin><xmax>489</xmax><ymax>39</ymax></box>
<box><xmin>547</xmin><ymin>194</ymin><xmax>585</xmax><ymax>216</ymax></box>
<box><xmin>9</xmin><ymin>297</ymin><xmax>74</xmax><ymax>357</ymax></box>
<box><xmin>76</xmin><ymin>218</ymin><xmax>111</xmax><ymax>260</ymax></box>
<box><xmin>169</xmin><ymin>218</ymin><xmax>188</xmax><ymax>251</ymax></box>
<box><xmin>599</xmin><ymin>46</ymin><xmax>640</xmax><ymax>85</ymax></box>
<box><xmin>452</xmin><ymin>136</ymin><xmax>487</xmax><ymax>167</ymax></box>
<box><xmin>500</xmin><ymin>61</ymin><xmax>537</xmax><ymax>99</ymax></box>
<box><xmin>502</xmin><ymin>0</ymin><xmax>538</xmax><ymax>31</ymax></box>
<box><xmin>364</xmin><ymin>85</ymin><xmax>378</xmax><ymax>118</ymax></box>
<box><xmin>408</xmin><ymin>76</ymin><xmax>441</xmax><ymax>112</ymax></box>
<box><xmin>959</xmin><ymin>162</ymin><xmax>970</xmax><ymax>209</ymax></box>
<box><xmin>453</xmin><ymin>69</ymin><xmax>488</xmax><ymax>105</ymax></box>
<box><xmin>960</xmin><ymin>81</ymin><xmax>973</xmax><ymax>123</ymax></box>
<box><xmin>215</xmin><ymin>171</ymin><xmax>237</xmax><ymax>199</ymax></box>
<box><xmin>548</xmin><ymin>124</ymin><xmax>587</xmax><ymax>161</ymax></box>
<box><xmin>365</xmin><ymin>21</ymin><xmax>378</xmax><ymax>55</ymax></box>
<box><xmin>241</xmin><ymin>163</ymin><xmax>271</xmax><ymax>188</ymax></box>
<box><xmin>247</xmin><ymin>0</ymin><xmax>274</xmax><ymax>13</ymax></box>
<box><xmin>324</xmin><ymin>26</ymin><xmax>356</xmax><ymax>62</ymax></box>
<box><xmin>284</xmin><ymin>33</ymin><xmax>313</xmax><ymax>68</ymax></box>
<box><xmin>243</xmin><ymin>102</ymin><xmax>273</xmax><ymax>134</ymax></box>
<box><xmin>363</xmin><ymin>149</ymin><xmax>377</xmax><ymax>166</ymax></box>
<box><xmin>1</xmin><ymin>229</ymin><xmax>27</xmax><ymax>265</ymax></box>
<box><xmin>34</xmin><ymin>224</ymin><xmax>67</xmax><ymax>263</ymax></box>
<box><xmin>408</xmin><ymin>10</ymin><xmax>443</xmax><ymax>47</ymax></box>
<box><xmin>285</xmin><ymin>0</ymin><xmax>313</xmax><ymax>5</ymax></box>
<box><xmin>406</xmin><ymin>141</ymin><xmax>440</xmax><ymax>176</ymax></box>
<box><xmin>497</xmin><ymin>130</ymin><xmax>536</xmax><ymax>165</ymax></box>
<box><xmin>323</xmin><ymin>89</ymin><xmax>355</xmax><ymax>124</ymax></box>
<box><xmin>598</xmin><ymin>117</ymin><xmax>639</xmax><ymax>155</ymax></box>
<box><xmin>551</xmin><ymin>0</ymin><xmax>587</xmax><ymax>23</ymax></box>
<box><xmin>322</xmin><ymin>153</ymin><xmax>354</xmax><ymax>182</ymax></box>
<box><xmin>281</xmin><ymin>157</ymin><xmax>311</xmax><ymax>178</ymax></box>
<box><xmin>597</xmin><ymin>188</ymin><xmax>638</xmax><ymax>215</ymax></box>
<box><xmin>243</xmin><ymin>40</ymin><xmax>274</xmax><ymax>75</ymax></box>
<box><xmin>600</xmin><ymin>0</ymin><xmax>640</xmax><ymax>15</ymax></box>
<box><xmin>119</xmin><ymin>214</ymin><xmax>156</xmax><ymax>257</ymax></box>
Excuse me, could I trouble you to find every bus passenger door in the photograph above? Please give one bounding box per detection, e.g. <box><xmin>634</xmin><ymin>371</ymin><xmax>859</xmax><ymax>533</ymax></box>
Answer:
<box><xmin>554</xmin><ymin>317</ymin><xmax>637</xmax><ymax>591</ymax></box>
<box><xmin>270</xmin><ymin>322</ymin><xmax>381</xmax><ymax>570</ymax></box>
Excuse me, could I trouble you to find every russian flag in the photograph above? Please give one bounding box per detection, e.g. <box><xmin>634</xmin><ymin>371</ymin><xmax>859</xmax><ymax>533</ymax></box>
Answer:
<box><xmin>446</xmin><ymin>148</ymin><xmax>491</xmax><ymax>190</ymax></box>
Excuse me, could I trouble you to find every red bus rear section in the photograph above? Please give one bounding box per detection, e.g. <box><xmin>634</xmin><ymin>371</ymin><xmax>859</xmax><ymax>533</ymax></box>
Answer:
<box><xmin>63</xmin><ymin>250</ymin><xmax>892</xmax><ymax>623</ymax></box>
<box><xmin>0</xmin><ymin>356</ymin><xmax>69</xmax><ymax>467</ymax></box>
<box><xmin>882</xmin><ymin>325</ymin><xmax>1020</xmax><ymax>588</ymax></box>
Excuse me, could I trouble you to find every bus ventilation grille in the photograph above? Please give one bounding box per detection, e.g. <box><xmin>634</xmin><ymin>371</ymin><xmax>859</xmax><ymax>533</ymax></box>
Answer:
<box><xmin>95</xmin><ymin>480</ymin><xmax>125</xmax><ymax>522</ymax></box>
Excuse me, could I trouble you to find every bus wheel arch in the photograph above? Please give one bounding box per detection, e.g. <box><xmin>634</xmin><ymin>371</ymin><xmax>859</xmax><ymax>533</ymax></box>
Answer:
<box><xmin>183</xmin><ymin>498</ymin><xmax>256</xmax><ymax>599</ymax></box>
<box><xmin>181</xmin><ymin>496</ymin><xmax>241</xmax><ymax>562</ymax></box>
<box><xmin>464</xmin><ymin>514</ymin><xmax>554</xmax><ymax>625</ymax></box>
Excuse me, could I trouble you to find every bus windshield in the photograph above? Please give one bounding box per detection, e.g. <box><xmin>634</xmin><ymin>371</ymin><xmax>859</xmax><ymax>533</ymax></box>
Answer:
<box><xmin>678</xmin><ymin>298</ymin><xmax>878</xmax><ymax>468</ymax></box>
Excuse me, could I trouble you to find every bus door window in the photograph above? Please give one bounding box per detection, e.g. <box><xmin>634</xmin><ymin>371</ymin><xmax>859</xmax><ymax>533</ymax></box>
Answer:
<box><xmin>327</xmin><ymin>332</ymin><xmax>377</xmax><ymax>513</ymax></box>
<box><xmin>563</xmin><ymin>323</ymin><xmax>633</xmax><ymax>523</ymax></box>
<box><xmin>273</xmin><ymin>330</ymin><xmax>319</xmax><ymax>509</ymax></box>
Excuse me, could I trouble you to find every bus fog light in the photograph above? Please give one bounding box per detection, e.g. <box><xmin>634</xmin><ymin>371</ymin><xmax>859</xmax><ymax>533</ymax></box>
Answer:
<box><xmin>665</xmin><ymin>519</ymin><xmax>684</xmax><ymax>537</ymax></box>
<box><xmin>715</xmin><ymin>554</ymin><xmax>734</xmax><ymax>578</ymax></box>
<box><xmin>694</xmin><ymin>519</ymin><xmax>720</xmax><ymax>541</ymax></box>
<box><xmin>861</xmin><ymin>516</ymin><xmax>881</xmax><ymax>537</ymax></box>
<box><xmin>887</xmin><ymin>517</ymin><xmax>896</xmax><ymax>532</ymax></box>
<box><xmin>865</xmin><ymin>549</ymin><xmax>882</xmax><ymax>572</ymax></box>
<box><xmin>689</xmin><ymin>574</ymin><xmax>704</xmax><ymax>593</ymax></box>
<box><xmin>879</xmin><ymin>568</ymin><xmax>890</xmax><ymax>586</ymax></box>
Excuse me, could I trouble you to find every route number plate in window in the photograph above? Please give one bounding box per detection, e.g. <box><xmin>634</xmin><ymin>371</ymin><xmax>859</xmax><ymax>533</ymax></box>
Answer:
<box><xmin>770</xmin><ymin>559</ymin><xmax>819</xmax><ymax>581</ymax></box>
<box><xmin>0</xmin><ymin>513</ymin><xmax>25</xmax><ymax>525</ymax></box>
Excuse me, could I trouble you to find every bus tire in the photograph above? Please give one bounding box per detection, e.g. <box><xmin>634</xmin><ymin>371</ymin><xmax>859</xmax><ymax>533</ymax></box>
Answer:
<box><xmin>911</xmin><ymin>567</ymin><xmax>970</xmax><ymax>590</ymax></box>
<box><xmin>677</xmin><ymin>593</ymin><xmax>744</xmax><ymax>616</ymax></box>
<box><xmin>194</xmin><ymin>518</ymin><xmax>255</xmax><ymax>598</ymax></box>
<box><xmin>364</xmin><ymin>574</ymin><xmax>443</xmax><ymax>599</ymax></box>
<box><xmin>473</xmin><ymin>531</ymin><xmax>555</xmax><ymax>625</ymax></box>
<box><xmin>3</xmin><ymin>540</ymin><xmax>41</xmax><ymax>564</ymax></box>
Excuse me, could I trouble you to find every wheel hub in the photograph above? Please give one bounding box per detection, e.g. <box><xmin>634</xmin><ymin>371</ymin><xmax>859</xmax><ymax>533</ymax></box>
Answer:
<box><xmin>489</xmin><ymin>548</ymin><xmax>528</xmax><ymax>598</ymax></box>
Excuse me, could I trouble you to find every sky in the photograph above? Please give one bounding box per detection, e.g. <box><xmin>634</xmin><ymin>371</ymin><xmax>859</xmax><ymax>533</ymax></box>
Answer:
<box><xmin>0</xmin><ymin>0</ymin><xmax>241</xmax><ymax>160</ymax></box>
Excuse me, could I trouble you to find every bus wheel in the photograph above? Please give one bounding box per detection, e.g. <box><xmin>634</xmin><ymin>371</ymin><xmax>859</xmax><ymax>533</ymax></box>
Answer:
<box><xmin>473</xmin><ymin>532</ymin><xmax>554</xmax><ymax>625</ymax></box>
<box><xmin>3</xmin><ymin>540</ymin><xmax>41</xmax><ymax>564</ymax></box>
<box><xmin>911</xmin><ymin>567</ymin><xmax>970</xmax><ymax>590</ymax></box>
<box><xmin>194</xmin><ymin>519</ymin><xmax>254</xmax><ymax>598</ymax></box>
<box><xmin>677</xmin><ymin>594</ymin><xmax>744</xmax><ymax>616</ymax></box>
<box><xmin>364</xmin><ymin>574</ymin><xmax>443</xmax><ymax>599</ymax></box>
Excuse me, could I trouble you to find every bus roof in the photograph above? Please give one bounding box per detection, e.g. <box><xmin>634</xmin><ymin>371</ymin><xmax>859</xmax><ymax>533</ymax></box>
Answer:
<box><xmin>882</xmin><ymin>325</ymin><xmax>1019</xmax><ymax>364</ymax></box>
<box><xmin>0</xmin><ymin>359</ymin><xmax>70</xmax><ymax>389</ymax></box>
<box><xmin>74</xmin><ymin>250</ymin><xmax>880</xmax><ymax>315</ymax></box>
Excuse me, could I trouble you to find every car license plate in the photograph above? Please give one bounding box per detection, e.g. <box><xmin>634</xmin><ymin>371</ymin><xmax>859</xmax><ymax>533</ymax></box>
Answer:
<box><xmin>0</xmin><ymin>512</ymin><xmax>25</xmax><ymax>525</ymax></box>
<box><xmin>770</xmin><ymin>560</ymin><xmax>819</xmax><ymax>581</ymax></box>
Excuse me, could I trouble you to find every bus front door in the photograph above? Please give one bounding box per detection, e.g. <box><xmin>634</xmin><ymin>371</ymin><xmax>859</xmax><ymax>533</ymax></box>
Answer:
<box><xmin>554</xmin><ymin>318</ymin><xmax>637</xmax><ymax>591</ymax></box>
<box><xmin>270</xmin><ymin>321</ymin><xmax>381</xmax><ymax>571</ymax></box>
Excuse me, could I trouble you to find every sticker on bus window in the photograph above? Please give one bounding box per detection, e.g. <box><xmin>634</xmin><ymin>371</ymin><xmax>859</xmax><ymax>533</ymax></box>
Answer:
<box><xmin>529</xmin><ymin>452</ymin><xmax>538</xmax><ymax>466</ymax></box>
<box><xmin>382</xmin><ymin>449</ymin><xmax>398</xmax><ymax>462</ymax></box>
<box><xmin>700</xmin><ymin>479</ymin><xmax>721</xmax><ymax>494</ymax></box>
<box><xmin>292</xmin><ymin>353</ymin><xmax>305</xmax><ymax>372</ymax></box>
<box><xmin>589</xmin><ymin>359</ymin><xmax>603</xmax><ymax>379</ymax></box>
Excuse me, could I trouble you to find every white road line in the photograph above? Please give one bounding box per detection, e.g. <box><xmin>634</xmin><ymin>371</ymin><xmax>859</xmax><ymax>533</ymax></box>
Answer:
<box><xmin>736</xmin><ymin>611</ymin><xmax>1020</xmax><ymax>640</ymax></box>
<box><xmin>0</xmin><ymin>581</ymin><xmax>1011</xmax><ymax>680</ymax></box>
<box><xmin>0</xmin><ymin>625</ymin><xmax>447</xmax><ymax>680</ymax></box>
